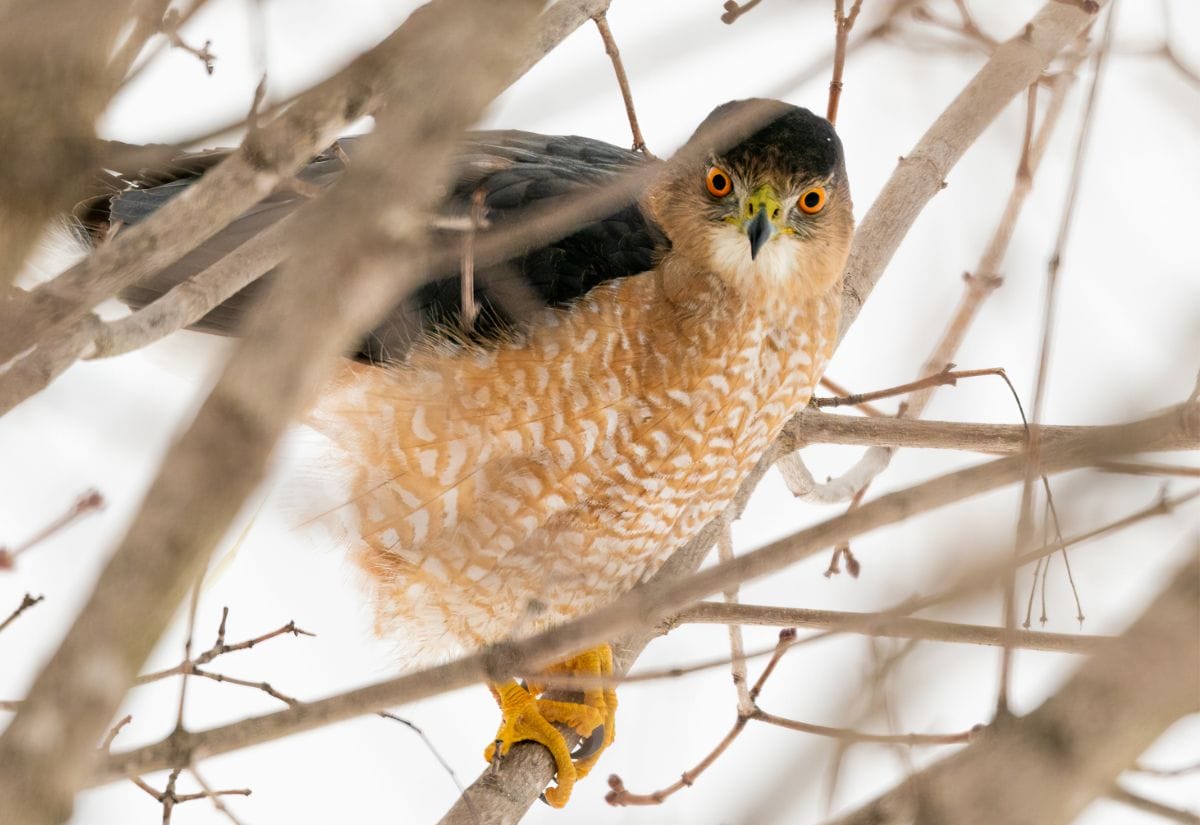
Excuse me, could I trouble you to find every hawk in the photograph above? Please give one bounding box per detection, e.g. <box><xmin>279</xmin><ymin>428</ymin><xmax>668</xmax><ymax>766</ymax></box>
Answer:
<box><xmin>79</xmin><ymin>98</ymin><xmax>853</xmax><ymax>806</ymax></box>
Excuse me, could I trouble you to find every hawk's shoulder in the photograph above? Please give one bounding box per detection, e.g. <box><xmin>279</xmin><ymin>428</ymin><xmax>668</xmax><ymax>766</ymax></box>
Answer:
<box><xmin>75</xmin><ymin>131</ymin><xmax>665</xmax><ymax>364</ymax></box>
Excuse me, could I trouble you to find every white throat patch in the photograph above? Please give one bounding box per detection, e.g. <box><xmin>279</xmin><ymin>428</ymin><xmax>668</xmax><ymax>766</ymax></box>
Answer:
<box><xmin>709</xmin><ymin>225</ymin><xmax>803</xmax><ymax>288</ymax></box>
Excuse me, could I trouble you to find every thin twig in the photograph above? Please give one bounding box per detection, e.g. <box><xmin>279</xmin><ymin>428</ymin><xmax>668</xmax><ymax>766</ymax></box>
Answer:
<box><xmin>1105</xmin><ymin>784</ymin><xmax>1199</xmax><ymax>824</ymax></box>
<box><xmin>189</xmin><ymin>766</ymin><xmax>252</xmax><ymax>825</ymax></box>
<box><xmin>136</xmin><ymin>609</ymin><xmax>314</xmax><ymax>685</ymax></box>
<box><xmin>0</xmin><ymin>593</ymin><xmax>44</xmax><ymax>634</ymax></box>
<box><xmin>100</xmin><ymin>715</ymin><xmax>133</xmax><ymax>754</ymax></box>
<box><xmin>999</xmin><ymin>1</ymin><xmax>1116</xmax><ymax>717</ymax></box>
<box><xmin>606</xmin><ymin>713</ymin><xmax>748</xmax><ymax>805</ymax></box>
<box><xmin>820</xmin><ymin>376</ymin><xmax>886</xmax><ymax>417</ymax></box>
<box><xmin>593</xmin><ymin>13</ymin><xmax>654</xmax><ymax>157</ymax></box>
<box><xmin>97</xmin><ymin>400</ymin><xmax>1199</xmax><ymax>785</ymax></box>
<box><xmin>720</xmin><ymin>0</ymin><xmax>764</xmax><ymax>24</ymax></box>
<box><xmin>717</xmin><ymin>521</ymin><xmax>753</xmax><ymax>715</ymax></box>
<box><xmin>827</xmin><ymin>0</ymin><xmax>865</xmax><ymax>125</ymax></box>
<box><xmin>0</xmin><ymin>489</ymin><xmax>103</xmax><ymax>569</ymax></box>
<box><xmin>379</xmin><ymin>712</ymin><xmax>477</xmax><ymax>822</ymax></box>
<box><xmin>751</xmin><ymin>708</ymin><xmax>975</xmax><ymax>746</ymax></box>
<box><xmin>675</xmin><ymin>603</ymin><xmax>1114</xmax><ymax>654</ymax></box>
<box><xmin>161</xmin><ymin>7</ymin><xmax>216</xmax><ymax>74</ymax></box>
<box><xmin>175</xmin><ymin>576</ymin><xmax>204</xmax><ymax>732</ymax></box>
<box><xmin>813</xmin><ymin>367</ymin><xmax>1008</xmax><ymax>409</ymax></box>
<box><xmin>191</xmin><ymin>667</ymin><xmax>300</xmax><ymax>706</ymax></box>
<box><xmin>1098</xmin><ymin>460</ymin><xmax>1200</xmax><ymax>478</ymax></box>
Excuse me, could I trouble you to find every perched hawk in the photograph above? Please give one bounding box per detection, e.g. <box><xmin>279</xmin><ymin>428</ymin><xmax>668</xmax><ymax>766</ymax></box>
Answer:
<box><xmin>79</xmin><ymin>99</ymin><xmax>853</xmax><ymax>805</ymax></box>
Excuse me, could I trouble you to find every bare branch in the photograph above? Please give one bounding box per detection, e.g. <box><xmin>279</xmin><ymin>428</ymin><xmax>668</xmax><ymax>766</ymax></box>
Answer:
<box><xmin>827</xmin><ymin>0</ymin><xmax>865</xmax><ymax>125</ymax></box>
<box><xmin>96</xmin><ymin>400</ymin><xmax>1196</xmax><ymax>787</ymax></box>
<box><xmin>813</xmin><ymin>367</ymin><xmax>1008</xmax><ymax>410</ymax></box>
<box><xmin>0</xmin><ymin>2</ymin><xmax>548</xmax><ymax>822</ymax></box>
<box><xmin>0</xmin><ymin>594</ymin><xmax>44</xmax><ymax>635</ymax></box>
<box><xmin>676</xmin><ymin>603</ymin><xmax>1115</xmax><ymax>654</ymax></box>
<box><xmin>86</xmin><ymin>213</ymin><xmax>298</xmax><ymax>360</ymax></box>
<box><xmin>717</xmin><ymin>521</ymin><xmax>753</xmax><ymax>715</ymax></box>
<box><xmin>784</xmin><ymin>408</ymin><xmax>1200</xmax><ymax>454</ymax></box>
<box><xmin>1106</xmin><ymin>784</ymin><xmax>1200</xmax><ymax>825</ymax></box>
<box><xmin>1001</xmin><ymin>3</ymin><xmax>1115</xmax><ymax>714</ymax></box>
<box><xmin>0</xmin><ymin>488</ymin><xmax>104</xmax><ymax>568</ymax></box>
<box><xmin>822</xmin><ymin>555</ymin><xmax>1199</xmax><ymax>825</ymax></box>
<box><xmin>0</xmin><ymin>2</ymin><xmax>134</xmax><ymax>284</ymax></box>
<box><xmin>0</xmin><ymin>0</ymin><xmax>614</xmax><ymax>370</ymax></box>
<box><xmin>720</xmin><ymin>0</ymin><xmax>764</xmax><ymax>25</ymax></box>
<box><xmin>593</xmin><ymin>13</ymin><xmax>654</xmax><ymax>157</ymax></box>
<box><xmin>751</xmin><ymin>708</ymin><xmax>974</xmax><ymax>746</ymax></box>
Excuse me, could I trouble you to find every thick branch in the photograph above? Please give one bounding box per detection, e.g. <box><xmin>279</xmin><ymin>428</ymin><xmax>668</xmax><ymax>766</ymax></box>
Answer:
<box><xmin>96</xmin><ymin>402</ymin><xmax>1195</xmax><ymax>788</ymax></box>
<box><xmin>0</xmin><ymin>2</ymin><xmax>134</xmax><ymax>285</ymax></box>
<box><xmin>0</xmin><ymin>0</ymin><xmax>612</xmax><ymax>368</ymax></box>
<box><xmin>90</xmin><ymin>3</ymin><xmax>1128</xmax><ymax>816</ymax></box>
<box><xmin>0</xmin><ymin>2</ymin><xmax>545</xmax><ymax>823</ymax></box>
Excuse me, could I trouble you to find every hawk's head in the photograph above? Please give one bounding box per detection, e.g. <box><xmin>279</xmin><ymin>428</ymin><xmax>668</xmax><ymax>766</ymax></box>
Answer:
<box><xmin>649</xmin><ymin>99</ymin><xmax>853</xmax><ymax>303</ymax></box>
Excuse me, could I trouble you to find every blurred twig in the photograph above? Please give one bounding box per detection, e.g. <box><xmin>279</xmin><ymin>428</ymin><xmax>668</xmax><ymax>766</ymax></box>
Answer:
<box><xmin>0</xmin><ymin>2</ymin><xmax>134</xmax><ymax>285</ymax></box>
<box><xmin>822</xmin><ymin>556</ymin><xmax>1199</xmax><ymax>825</ymax></box>
<box><xmin>1000</xmin><ymin>1</ymin><xmax>1115</xmax><ymax>715</ymax></box>
<box><xmin>0</xmin><ymin>489</ymin><xmax>104</xmax><ymax>569</ymax></box>
<box><xmin>1106</xmin><ymin>784</ymin><xmax>1200</xmax><ymax>824</ymax></box>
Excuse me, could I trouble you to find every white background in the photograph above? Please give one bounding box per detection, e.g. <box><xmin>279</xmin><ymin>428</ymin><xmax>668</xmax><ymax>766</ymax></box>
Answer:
<box><xmin>2</xmin><ymin>1</ymin><xmax>1198</xmax><ymax>823</ymax></box>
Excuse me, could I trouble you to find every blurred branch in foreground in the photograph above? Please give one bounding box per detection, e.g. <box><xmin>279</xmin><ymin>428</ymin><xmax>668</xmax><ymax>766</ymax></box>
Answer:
<box><xmin>0</xmin><ymin>1</ymin><xmax>546</xmax><ymax>822</ymax></box>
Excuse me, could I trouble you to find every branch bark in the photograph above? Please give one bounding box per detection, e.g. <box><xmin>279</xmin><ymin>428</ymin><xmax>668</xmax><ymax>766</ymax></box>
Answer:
<box><xmin>0</xmin><ymin>0</ymin><xmax>613</xmax><ymax>368</ymax></box>
<box><xmin>674</xmin><ymin>602</ymin><xmax>1114</xmax><ymax>654</ymax></box>
<box><xmin>821</xmin><ymin>554</ymin><xmax>1200</xmax><ymax>825</ymax></box>
<box><xmin>87</xmin><ymin>3</ymin><xmax>1130</xmax><ymax>819</ymax></box>
<box><xmin>455</xmin><ymin>1</ymin><xmax>1116</xmax><ymax>814</ymax></box>
<box><xmin>0</xmin><ymin>2</ymin><xmax>545</xmax><ymax>823</ymax></box>
<box><xmin>94</xmin><ymin>402</ymin><xmax>1196</xmax><ymax>791</ymax></box>
<box><xmin>0</xmin><ymin>1</ymin><xmax>134</xmax><ymax>285</ymax></box>
<box><xmin>784</xmin><ymin>408</ymin><xmax>1200</xmax><ymax>454</ymax></box>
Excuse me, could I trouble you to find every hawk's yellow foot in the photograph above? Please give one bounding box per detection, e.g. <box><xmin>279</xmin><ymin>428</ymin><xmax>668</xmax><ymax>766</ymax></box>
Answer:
<box><xmin>484</xmin><ymin>644</ymin><xmax>617</xmax><ymax>807</ymax></box>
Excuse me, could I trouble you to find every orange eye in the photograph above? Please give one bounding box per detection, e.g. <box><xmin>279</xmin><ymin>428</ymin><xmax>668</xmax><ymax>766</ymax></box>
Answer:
<box><xmin>798</xmin><ymin>186</ymin><xmax>827</xmax><ymax>214</ymax></box>
<box><xmin>705</xmin><ymin>167</ymin><xmax>733</xmax><ymax>198</ymax></box>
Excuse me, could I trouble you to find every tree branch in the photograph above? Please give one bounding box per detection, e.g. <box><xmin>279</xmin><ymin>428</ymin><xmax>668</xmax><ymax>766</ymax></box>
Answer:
<box><xmin>821</xmin><ymin>554</ymin><xmax>1199</xmax><ymax>825</ymax></box>
<box><xmin>95</xmin><ymin>401</ymin><xmax>1195</xmax><ymax>790</ymax></box>
<box><xmin>0</xmin><ymin>1</ymin><xmax>134</xmax><ymax>285</ymax></box>
<box><xmin>675</xmin><ymin>603</ymin><xmax>1114</xmax><ymax>654</ymax></box>
<box><xmin>87</xmin><ymin>5</ymin><xmax>1129</xmax><ymax>819</ymax></box>
<box><xmin>0</xmin><ymin>2</ymin><xmax>546</xmax><ymax>823</ymax></box>
<box><xmin>0</xmin><ymin>0</ymin><xmax>613</xmax><ymax>369</ymax></box>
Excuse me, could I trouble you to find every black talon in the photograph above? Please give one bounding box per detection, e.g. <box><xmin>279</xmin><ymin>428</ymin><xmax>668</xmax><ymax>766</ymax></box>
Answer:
<box><xmin>571</xmin><ymin>724</ymin><xmax>605</xmax><ymax>760</ymax></box>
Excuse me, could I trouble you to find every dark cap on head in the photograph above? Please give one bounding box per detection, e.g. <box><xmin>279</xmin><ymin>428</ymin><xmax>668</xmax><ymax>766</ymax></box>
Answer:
<box><xmin>686</xmin><ymin>99</ymin><xmax>847</xmax><ymax>184</ymax></box>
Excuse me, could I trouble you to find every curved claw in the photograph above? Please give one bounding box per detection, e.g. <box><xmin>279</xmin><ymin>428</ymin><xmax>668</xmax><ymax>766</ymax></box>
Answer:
<box><xmin>571</xmin><ymin>724</ymin><xmax>605</xmax><ymax>761</ymax></box>
<box><xmin>485</xmin><ymin>645</ymin><xmax>618</xmax><ymax>806</ymax></box>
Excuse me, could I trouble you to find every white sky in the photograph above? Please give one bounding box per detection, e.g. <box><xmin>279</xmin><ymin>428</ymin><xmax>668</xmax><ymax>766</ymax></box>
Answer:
<box><xmin>2</xmin><ymin>1</ymin><xmax>1198</xmax><ymax>824</ymax></box>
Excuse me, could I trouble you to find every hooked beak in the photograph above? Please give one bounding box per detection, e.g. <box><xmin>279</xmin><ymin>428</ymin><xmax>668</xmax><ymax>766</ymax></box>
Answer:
<box><xmin>742</xmin><ymin>184</ymin><xmax>784</xmax><ymax>260</ymax></box>
<box><xmin>746</xmin><ymin>209</ymin><xmax>772</xmax><ymax>260</ymax></box>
